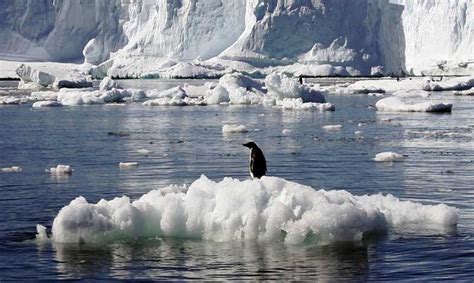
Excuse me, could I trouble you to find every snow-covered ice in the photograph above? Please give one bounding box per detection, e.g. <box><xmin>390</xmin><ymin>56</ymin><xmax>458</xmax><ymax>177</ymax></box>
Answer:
<box><xmin>119</xmin><ymin>162</ymin><xmax>139</xmax><ymax>168</ymax></box>
<box><xmin>32</xmin><ymin>101</ymin><xmax>62</xmax><ymax>108</ymax></box>
<box><xmin>423</xmin><ymin>76</ymin><xmax>474</xmax><ymax>92</ymax></box>
<box><xmin>46</xmin><ymin>175</ymin><xmax>458</xmax><ymax>244</ymax></box>
<box><xmin>323</xmin><ymin>125</ymin><xmax>343</xmax><ymax>131</ymax></box>
<box><xmin>15</xmin><ymin>64</ymin><xmax>92</xmax><ymax>89</ymax></box>
<box><xmin>47</xmin><ymin>165</ymin><xmax>73</xmax><ymax>175</ymax></box>
<box><xmin>376</xmin><ymin>97</ymin><xmax>453</xmax><ymax>113</ymax></box>
<box><xmin>275</xmin><ymin>98</ymin><xmax>335</xmax><ymax>111</ymax></box>
<box><xmin>374</xmin><ymin>152</ymin><xmax>404</xmax><ymax>162</ymax></box>
<box><xmin>265</xmin><ymin>73</ymin><xmax>326</xmax><ymax>103</ymax></box>
<box><xmin>455</xmin><ymin>88</ymin><xmax>474</xmax><ymax>96</ymax></box>
<box><xmin>222</xmin><ymin>124</ymin><xmax>249</xmax><ymax>134</ymax></box>
<box><xmin>137</xmin><ymin>149</ymin><xmax>153</xmax><ymax>155</ymax></box>
<box><xmin>99</xmin><ymin>76</ymin><xmax>120</xmax><ymax>91</ymax></box>
<box><xmin>16</xmin><ymin>64</ymin><xmax>55</xmax><ymax>89</ymax></box>
<box><xmin>1</xmin><ymin>166</ymin><xmax>22</xmax><ymax>173</ymax></box>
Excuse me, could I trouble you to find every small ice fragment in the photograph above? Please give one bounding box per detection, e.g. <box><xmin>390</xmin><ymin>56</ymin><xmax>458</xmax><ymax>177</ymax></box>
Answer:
<box><xmin>47</xmin><ymin>165</ymin><xmax>73</xmax><ymax>175</ymax></box>
<box><xmin>282</xmin><ymin>129</ymin><xmax>292</xmax><ymax>135</ymax></box>
<box><xmin>355</xmin><ymin>131</ymin><xmax>362</xmax><ymax>135</ymax></box>
<box><xmin>119</xmin><ymin>162</ymin><xmax>139</xmax><ymax>168</ymax></box>
<box><xmin>36</xmin><ymin>224</ymin><xmax>48</xmax><ymax>241</ymax></box>
<box><xmin>32</xmin><ymin>101</ymin><xmax>62</xmax><ymax>108</ymax></box>
<box><xmin>323</xmin><ymin>125</ymin><xmax>342</xmax><ymax>131</ymax></box>
<box><xmin>1</xmin><ymin>166</ymin><xmax>22</xmax><ymax>173</ymax></box>
<box><xmin>373</xmin><ymin>152</ymin><xmax>404</xmax><ymax>162</ymax></box>
<box><xmin>222</xmin><ymin>124</ymin><xmax>248</xmax><ymax>133</ymax></box>
<box><xmin>358</xmin><ymin>123</ymin><xmax>364</xmax><ymax>127</ymax></box>
<box><xmin>137</xmin><ymin>149</ymin><xmax>153</xmax><ymax>155</ymax></box>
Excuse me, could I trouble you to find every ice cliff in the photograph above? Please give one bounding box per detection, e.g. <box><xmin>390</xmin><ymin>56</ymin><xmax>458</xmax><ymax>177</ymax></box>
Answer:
<box><xmin>0</xmin><ymin>0</ymin><xmax>472</xmax><ymax>77</ymax></box>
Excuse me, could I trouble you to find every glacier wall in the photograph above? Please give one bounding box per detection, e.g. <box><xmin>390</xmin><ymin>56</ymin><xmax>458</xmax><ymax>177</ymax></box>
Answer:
<box><xmin>0</xmin><ymin>0</ymin><xmax>472</xmax><ymax>76</ymax></box>
<box><xmin>0</xmin><ymin>0</ymin><xmax>125</xmax><ymax>64</ymax></box>
<box><xmin>401</xmin><ymin>0</ymin><xmax>473</xmax><ymax>73</ymax></box>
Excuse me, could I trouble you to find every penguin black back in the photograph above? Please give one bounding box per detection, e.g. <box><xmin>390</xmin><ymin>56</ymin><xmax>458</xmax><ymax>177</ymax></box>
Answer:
<box><xmin>243</xmin><ymin>142</ymin><xmax>267</xmax><ymax>179</ymax></box>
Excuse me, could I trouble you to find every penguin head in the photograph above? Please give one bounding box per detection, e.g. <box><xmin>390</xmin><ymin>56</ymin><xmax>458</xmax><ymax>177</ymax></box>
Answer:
<box><xmin>243</xmin><ymin>142</ymin><xmax>258</xmax><ymax>149</ymax></box>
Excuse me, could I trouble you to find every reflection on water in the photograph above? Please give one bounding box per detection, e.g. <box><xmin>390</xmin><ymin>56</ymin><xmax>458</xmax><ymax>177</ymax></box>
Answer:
<box><xmin>51</xmin><ymin>239</ymin><xmax>369</xmax><ymax>280</ymax></box>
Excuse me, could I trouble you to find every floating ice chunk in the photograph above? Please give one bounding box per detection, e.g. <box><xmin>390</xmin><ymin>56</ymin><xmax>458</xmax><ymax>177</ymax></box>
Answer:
<box><xmin>119</xmin><ymin>162</ymin><xmax>139</xmax><ymax>168</ymax></box>
<box><xmin>323</xmin><ymin>125</ymin><xmax>342</xmax><ymax>131</ymax></box>
<box><xmin>374</xmin><ymin>152</ymin><xmax>404</xmax><ymax>162</ymax></box>
<box><xmin>16</xmin><ymin>64</ymin><xmax>55</xmax><ymax>89</ymax></box>
<box><xmin>53</xmin><ymin>72</ymin><xmax>93</xmax><ymax>89</ymax></box>
<box><xmin>275</xmin><ymin>98</ymin><xmax>335</xmax><ymax>111</ymax></box>
<box><xmin>355</xmin><ymin>131</ymin><xmax>362</xmax><ymax>135</ymax></box>
<box><xmin>30</xmin><ymin>91</ymin><xmax>58</xmax><ymax>101</ymax></box>
<box><xmin>100</xmin><ymin>88</ymin><xmax>129</xmax><ymax>103</ymax></box>
<box><xmin>222</xmin><ymin>124</ymin><xmax>248</xmax><ymax>134</ymax></box>
<box><xmin>218</xmin><ymin>73</ymin><xmax>267</xmax><ymax>105</ymax></box>
<box><xmin>205</xmin><ymin>85</ymin><xmax>230</xmax><ymax>104</ymax></box>
<box><xmin>0</xmin><ymin>96</ymin><xmax>29</xmax><ymax>105</ymax></box>
<box><xmin>32</xmin><ymin>101</ymin><xmax>62</xmax><ymax>108</ymax></box>
<box><xmin>282</xmin><ymin>129</ymin><xmax>292</xmax><ymax>135</ymax></box>
<box><xmin>454</xmin><ymin>87</ymin><xmax>474</xmax><ymax>96</ymax></box>
<box><xmin>146</xmin><ymin>86</ymin><xmax>187</xmax><ymax>99</ymax></box>
<box><xmin>183</xmin><ymin>82</ymin><xmax>216</xmax><ymax>98</ymax></box>
<box><xmin>265</xmin><ymin>72</ymin><xmax>326</xmax><ymax>103</ymax></box>
<box><xmin>1</xmin><ymin>166</ymin><xmax>22</xmax><ymax>173</ymax></box>
<box><xmin>57</xmin><ymin>90</ymin><xmax>104</xmax><ymax>106</ymax></box>
<box><xmin>347</xmin><ymin>78</ymin><xmax>426</xmax><ymax>94</ymax></box>
<box><xmin>49</xmin><ymin>175</ymin><xmax>458</xmax><ymax>244</ymax></box>
<box><xmin>375</xmin><ymin>97</ymin><xmax>452</xmax><ymax>113</ymax></box>
<box><xmin>143</xmin><ymin>86</ymin><xmax>199</xmax><ymax>106</ymax></box>
<box><xmin>36</xmin><ymin>224</ymin><xmax>49</xmax><ymax>241</ymax></box>
<box><xmin>137</xmin><ymin>149</ymin><xmax>153</xmax><ymax>155</ymax></box>
<box><xmin>423</xmin><ymin>76</ymin><xmax>474</xmax><ymax>91</ymax></box>
<box><xmin>127</xmin><ymin>89</ymin><xmax>147</xmax><ymax>102</ymax></box>
<box><xmin>99</xmin><ymin>76</ymin><xmax>120</xmax><ymax>91</ymax></box>
<box><xmin>47</xmin><ymin>165</ymin><xmax>73</xmax><ymax>175</ymax></box>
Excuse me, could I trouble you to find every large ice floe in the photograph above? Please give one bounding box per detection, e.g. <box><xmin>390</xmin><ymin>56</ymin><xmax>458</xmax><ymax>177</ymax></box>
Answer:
<box><xmin>345</xmin><ymin>76</ymin><xmax>474</xmax><ymax>95</ymax></box>
<box><xmin>44</xmin><ymin>175</ymin><xmax>458</xmax><ymax>244</ymax></box>
<box><xmin>375</xmin><ymin>97</ymin><xmax>453</xmax><ymax>113</ymax></box>
<box><xmin>16</xmin><ymin>64</ymin><xmax>92</xmax><ymax>90</ymax></box>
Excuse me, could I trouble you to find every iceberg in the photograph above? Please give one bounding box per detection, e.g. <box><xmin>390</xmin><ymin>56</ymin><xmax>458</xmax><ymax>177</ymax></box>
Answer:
<box><xmin>16</xmin><ymin>64</ymin><xmax>55</xmax><ymax>89</ymax></box>
<box><xmin>1</xmin><ymin>0</ymin><xmax>472</xmax><ymax>78</ymax></box>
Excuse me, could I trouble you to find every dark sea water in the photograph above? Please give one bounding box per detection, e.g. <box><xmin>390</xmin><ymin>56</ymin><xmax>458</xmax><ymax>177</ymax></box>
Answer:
<box><xmin>0</xmin><ymin>79</ymin><xmax>473</xmax><ymax>280</ymax></box>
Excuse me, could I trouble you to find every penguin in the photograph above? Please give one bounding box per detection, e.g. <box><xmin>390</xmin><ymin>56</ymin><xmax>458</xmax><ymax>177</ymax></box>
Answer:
<box><xmin>243</xmin><ymin>142</ymin><xmax>267</xmax><ymax>179</ymax></box>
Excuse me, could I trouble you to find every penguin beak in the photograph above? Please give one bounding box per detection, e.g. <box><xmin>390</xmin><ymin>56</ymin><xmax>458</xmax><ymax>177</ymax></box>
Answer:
<box><xmin>242</xmin><ymin>143</ymin><xmax>249</xmax><ymax>148</ymax></box>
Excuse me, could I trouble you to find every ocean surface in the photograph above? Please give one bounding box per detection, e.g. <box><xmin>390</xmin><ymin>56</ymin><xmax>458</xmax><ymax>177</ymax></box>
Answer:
<box><xmin>0</xmin><ymin>79</ymin><xmax>473</xmax><ymax>280</ymax></box>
